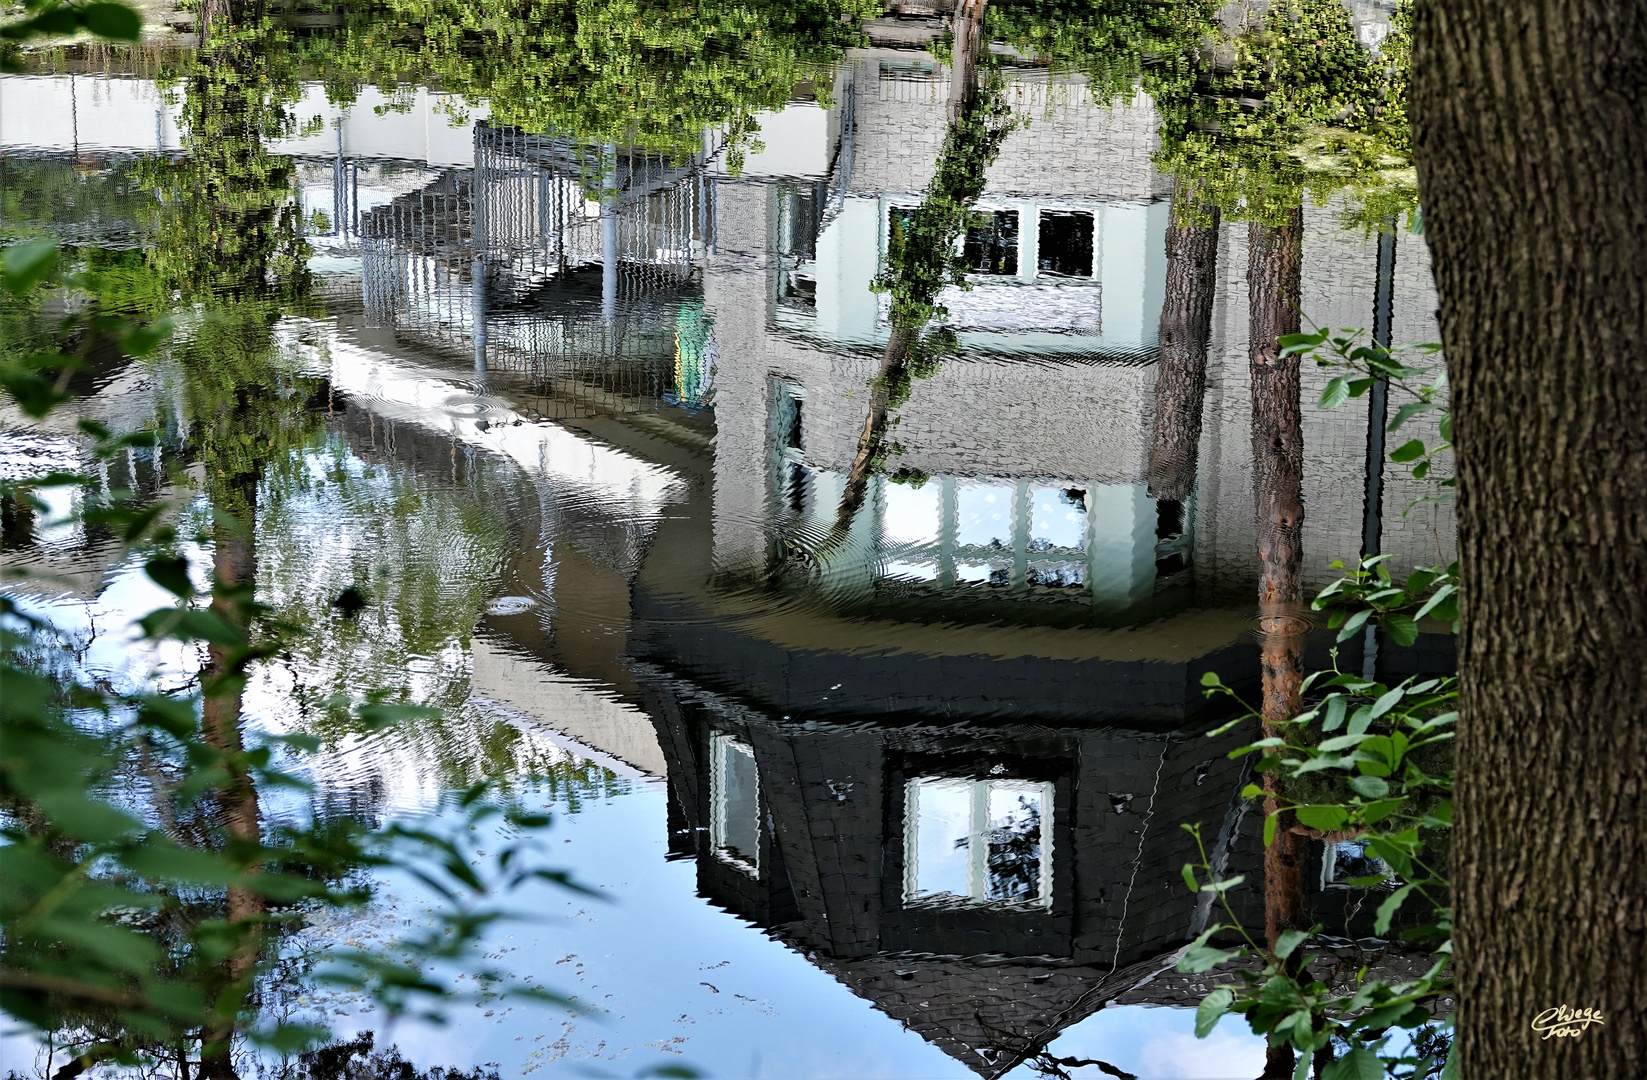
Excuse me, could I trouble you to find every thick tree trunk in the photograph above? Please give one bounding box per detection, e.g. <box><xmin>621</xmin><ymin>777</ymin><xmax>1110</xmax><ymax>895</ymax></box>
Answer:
<box><xmin>1410</xmin><ymin>4</ymin><xmax>1647</xmax><ymax>1077</ymax></box>
<box><xmin>1149</xmin><ymin>190</ymin><xmax>1222</xmax><ymax>502</ymax></box>
<box><xmin>1248</xmin><ymin>210</ymin><xmax>1310</xmax><ymax>970</ymax></box>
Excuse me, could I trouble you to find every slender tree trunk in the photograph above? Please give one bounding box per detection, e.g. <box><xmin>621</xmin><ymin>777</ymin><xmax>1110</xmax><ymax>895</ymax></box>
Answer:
<box><xmin>199</xmin><ymin>480</ymin><xmax>262</xmax><ymax>1080</ymax></box>
<box><xmin>833</xmin><ymin>0</ymin><xmax>991</xmax><ymax>532</ymax></box>
<box><xmin>1249</xmin><ymin>210</ymin><xmax>1309</xmax><ymax>991</ymax></box>
<box><xmin>836</xmin><ymin>323</ymin><xmax>917</xmax><ymax>528</ymax></box>
<box><xmin>948</xmin><ymin>0</ymin><xmax>988</xmax><ymax>125</ymax></box>
<box><xmin>1410</xmin><ymin>4</ymin><xmax>1647</xmax><ymax>1077</ymax></box>
<box><xmin>1149</xmin><ymin>188</ymin><xmax>1222</xmax><ymax>502</ymax></box>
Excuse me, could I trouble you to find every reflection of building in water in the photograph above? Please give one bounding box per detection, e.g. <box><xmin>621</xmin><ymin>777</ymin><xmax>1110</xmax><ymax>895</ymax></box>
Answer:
<box><xmin>631</xmin><ymin>664</ymin><xmax>1265</xmax><ymax>1076</ymax></box>
<box><xmin>704</xmin><ymin>49</ymin><xmax>1454</xmax><ymax>632</ymax></box>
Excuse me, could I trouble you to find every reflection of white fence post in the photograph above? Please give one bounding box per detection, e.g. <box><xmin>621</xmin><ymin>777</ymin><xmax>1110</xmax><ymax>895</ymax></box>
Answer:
<box><xmin>602</xmin><ymin>142</ymin><xmax>619</xmax><ymax>324</ymax></box>
<box><xmin>472</xmin><ymin>123</ymin><xmax>490</xmax><ymax>382</ymax></box>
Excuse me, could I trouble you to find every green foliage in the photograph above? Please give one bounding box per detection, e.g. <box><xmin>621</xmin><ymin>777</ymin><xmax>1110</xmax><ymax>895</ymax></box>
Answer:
<box><xmin>1283</xmin><ymin>326</ymin><xmax>1451</xmax><ymax>508</ymax></box>
<box><xmin>1189</xmin><ymin>333</ymin><xmax>1456</xmax><ymax>1077</ymax></box>
<box><xmin>0</xmin><ymin>243</ymin><xmax>582</xmax><ymax>1072</ymax></box>
<box><xmin>0</xmin><ymin>0</ymin><xmax>140</xmax><ymax>71</ymax></box>
<box><xmin>989</xmin><ymin>0</ymin><xmax>1218</xmax><ymax>104</ymax></box>
<box><xmin>873</xmin><ymin>73</ymin><xmax>1015</xmax><ymax>329</ymax></box>
<box><xmin>300</xmin><ymin>0</ymin><xmax>878</xmax><ymax>161</ymax></box>
<box><xmin>993</xmin><ymin>0</ymin><xmax>1417</xmax><ymax>226</ymax></box>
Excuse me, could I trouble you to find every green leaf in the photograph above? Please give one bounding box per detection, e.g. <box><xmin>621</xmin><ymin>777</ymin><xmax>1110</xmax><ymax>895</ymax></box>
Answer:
<box><xmin>1294</xmin><ymin>805</ymin><xmax>1350</xmax><ymax>832</ymax></box>
<box><xmin>82</xmin><ymin>2</ymin><xmax>142</xmax><ymax>41</ymax></box>
<box><xmin>1201</xmin><ymin>874</ymin><xmax>1245</xmax><ymax>895</ymax></box>
<box><xmin>1178</xmin><ymin>927</ymin><xmax>1240</xmax><ymax>973</ymax></box>
<box><xmin>1383</xmin><ymin>613</ymin><xmax>1419</xmax><ymax>647</ymax></box>
<box><xmin>144</xmin><ymin>557</ymin><xmax>194</xmax><ymax>599</ymax></box>
<box><xmin>1390</xmin><ymin>439</ymin><xmax>1427</xmax><ymax>463</ymax></box>
<box><xmin>1181</xmin><ymin>863</ymin><xmax>1199</xmax><ymax>894</ymax></box>
<box><xmin>1335</xmin><ymin>608</ymin><xmax>1371</xmax><ymax>643</ymax></box>
<box><xmin>35</xmin><ymin>792</ymin><xmax>144</xmax><ymax>841</ymax></box>
<box><xmin>1414</xmin><ymin>583</ymin><xmax>1456</xmax><ymax>621</ymax></box>
<box><xmin>355</xmin><ymin>702</ymin><xmax>441</xmax><ymax>729</ymax></box>
<box><xmin>1375</xmin><ymin>884</ymin><xmax>1416</xmax><ymax>935</ymax></box>
<box><xmin>1274</xmin><ymin>927</ymin><xmax>1314</xmax><ymax>960</ymax></box>
<box><xmin>1264</xmin><ymin>812</ymin><xmax>1279</xmax><ymax>848</ymax></box>
<box><xmin>1348</xmin><ymin>774</ymin><xmax>1390</xmax><ymax>798</ymax></box>
<box><xmin>2</xmin><ymin>241</ymin><xmax>57</xmax><ymax>295</ymax></box>
<box><xmin>1318</xmin><ymin>376</ymin><xmax>1350</xmax><ymax>410</ymax></box>
<box><xmin>1440</xmin><ymin>1045</ymin><xmax>1459</xmax><ymax>1080</ymax></box>
<box><xmin>119</xmin><ymin>316</ymin><xmax>174</xmax><ymax>357</ymax></box>
<box><xmin>1195</xmin><ymin>987</ymin><xmax>1234</xmax><ymax>1037</ymax></box>
<box><xmin>1388</xmin><ymin>400</ymin><xmax>1438</xmax><ymax>432</ymax></box>
<box><xmin>247</xmin><ymin>1023</ymin><xmax>328</xmax><ymax>1054</ymax></box>
<box><xmin>1360</xmin><ymin>798</ymin><xmax>1405</xmax><ymax>825</ymax></box>
<box><xmin>1368</xmin><ymin>687</ymin><xmax>1404</xmax><ymax>720</ymax></box>
<box><xmin>1322</xmin><ymin>695</ymin><xmax>1347</xmax><ymax>732</ymax></box>
<box><xmin>1322</xmin><ymin>1048</ymin><xmax>1385</xmax><ymax>1080</ymax></box>
<box><xmin>1318</xmin><ymin>733</ymin><xmax>1370</xmax><ymax>752</ymax></box>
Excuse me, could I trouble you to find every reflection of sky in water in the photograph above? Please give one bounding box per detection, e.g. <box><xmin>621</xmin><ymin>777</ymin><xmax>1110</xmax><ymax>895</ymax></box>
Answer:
<box><xmin>3</xmin><ymin>527</ymin><xmax>1268</xmax><ymax>1079</ymax></box>
<box><xmin>882</xmin><ymin>480</ymin><xmax>940</xmax><ymax>547</ymax></box>
<box><xmin>956</xmin><ymin>482</ymin><xmax>1013</xmax><ymax>548</ymax></box>
<box><xmin>1031</xmin><ymin>487</ymin><xmax>1087</xmax><ymax>550</ymax></box>
<box><xmin>316</xmin><ymin>786</ymin><xmax>1265</xmax><ymax>1080</ymax></box>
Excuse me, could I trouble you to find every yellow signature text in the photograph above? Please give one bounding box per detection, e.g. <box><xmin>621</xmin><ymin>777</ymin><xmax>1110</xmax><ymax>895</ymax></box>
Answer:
<box><xmin>1531</xmin><ymin>1005</ymin><xmax>1606</xmax><ymax>1040</ymax></box>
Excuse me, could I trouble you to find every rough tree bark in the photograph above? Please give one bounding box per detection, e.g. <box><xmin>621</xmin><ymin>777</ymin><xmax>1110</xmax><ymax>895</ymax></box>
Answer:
<box><xmin>1410</xmin><ymin>3</ymin><xmax>1647</xmax><ymax>1077</ymax></box>
<box><xmin>1148</xmin><ymin>189</ymin><xmax>1222</xmax><ymax>502</ymax></box>
<box><xmin>1249</xmin><ymin>208</ymin><xmax>1308</xmax><ymax>1080</ymax></box>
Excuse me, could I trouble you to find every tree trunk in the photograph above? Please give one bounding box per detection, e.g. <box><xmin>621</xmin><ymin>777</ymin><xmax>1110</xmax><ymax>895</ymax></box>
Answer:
<box><xmin>199</xmin><ymin>479</ymin><xmax>262</xmax><ymax>1080</ymax></box>
<box><xmin>1149</xmin><ymin>189</ymin><xmax>1222</xmax><ymax>502</ymax></box>
<box><xmin>832</xmin><ymin>0</ymin><xmax>992</xmax><ymax>534</ymax></box>
<box><xmin>1249</xmin><ymin>210</ymin><xmax>1310</xmax><ymax>963</ymax></box>
<box><xmin>1409</xmin><ymin>4</ymin><xmax>1647</xmax><ymax>1077</ymax></box>
<box><xmin>948</xmin><ymin>0</ymin><xmax>988</xmax><ymax>125</ymax></box>
<box><xmin>835</xmin><ymin>323</ymin><xmax>917</xmax><ymax>529</ymax></box>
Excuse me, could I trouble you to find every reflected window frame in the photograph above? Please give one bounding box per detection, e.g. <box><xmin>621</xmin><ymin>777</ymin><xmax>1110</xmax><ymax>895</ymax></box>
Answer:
<box><xmin>709</xmin><ymin>732</ymin><xmax>762</xmax><ymax>878</ymax></box>
<box><xmin>902</xmin><ymin>775</ymin><xmax>1055</xmax><ymax>911</ymax></box>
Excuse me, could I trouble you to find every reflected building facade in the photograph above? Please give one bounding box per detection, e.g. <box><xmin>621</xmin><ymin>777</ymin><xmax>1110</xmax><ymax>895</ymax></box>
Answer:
<box><xmin>1</xmin><ymin>39</ymin><xmax>1452</xmax><ymax>1076</ymax></box>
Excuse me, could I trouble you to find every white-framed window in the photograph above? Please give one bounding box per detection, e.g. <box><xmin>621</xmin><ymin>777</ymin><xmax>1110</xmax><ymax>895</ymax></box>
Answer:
<box><xmin>903</xmin><ymin>777</ymin><xmax>1053</xmax><ymax>909</ymax></box>
<box><xmin>710</xmin><ymin>733</ymin><xmax>761</xmax><ymax>877</ymax></box>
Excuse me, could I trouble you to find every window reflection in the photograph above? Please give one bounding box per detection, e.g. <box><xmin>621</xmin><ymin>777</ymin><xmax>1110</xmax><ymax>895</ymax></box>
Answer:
<box><xmin>1030</xmin><ymin>487</ymin><xmax>1087</xmax><ymax>551</ymax></box>
<box><xmin>904</xmin><ymin>777</ymin><xmax>1053</xmax><ymax>909</ymax></box>
<box><xmin>883</xmin><ymin>478</ymin><xmax>940</xmax><ymax>547</ymax></box>
<box><xmin>956</xmin><ymin>483</ymin><xmax>1014</xmax><ymax>549</ymax></box>
<box><xmin>710</xmin><ymin>733</ymin><xmax>761</xmax><ymax>876</ymax></box>
<box><xmin>1037</xmin><ymin>210</ymin><xmax>1095</xmax><ymax>277</ymax></box>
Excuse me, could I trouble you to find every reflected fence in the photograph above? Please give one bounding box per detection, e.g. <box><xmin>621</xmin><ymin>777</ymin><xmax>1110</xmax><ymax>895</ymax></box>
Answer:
<box><xmin>349</xmin><ymin>123</ymin><xmax>721</xmax><ymax>418</ymax></box>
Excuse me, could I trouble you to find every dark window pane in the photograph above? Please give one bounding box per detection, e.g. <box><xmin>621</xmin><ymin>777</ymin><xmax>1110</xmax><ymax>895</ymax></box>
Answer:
<box><xmin>963</xmin><ymin>210</ymin><xmax>1019</xmax><ymax>275</ymax></box>
<box><xmin>1038</xmin><ymin>210</ymin><xmax>1094</xmax><ymax>277</ymax></box>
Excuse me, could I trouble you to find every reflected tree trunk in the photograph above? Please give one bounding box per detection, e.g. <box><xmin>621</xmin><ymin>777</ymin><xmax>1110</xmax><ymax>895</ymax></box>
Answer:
<box><xmin>833</xmin><ymin>0</ymin><xmax>1000</xmax><ymax>533</ymax></box>
<box><xmin>198</xmin><ymin>474</ymin><xmax>263</xmax><ymax>1080</ymax></box>
<box><xmin>1248</xmin><ymin>208</ymin><xmax>1308</xmax><ymax>1054</ymax></box>
<box><xmin>837</xmin><ymin>323</ymin><xmax>917</xmax><ymax>525</ymax></box>
<box><xmin>1411</xmin><ymin>4</ymin><xmax>1647</xmax><ymax>1078</ymax></box>
<box><xmin>1148</xmin><ymin>187</ymin><xmax>1221</xmax><ymax>502</ymax></box>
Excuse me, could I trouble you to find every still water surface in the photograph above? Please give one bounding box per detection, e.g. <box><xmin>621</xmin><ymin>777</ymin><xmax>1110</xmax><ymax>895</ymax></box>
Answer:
<box><xmin>1</xmin><ymin>8</ymin><xmax>1453</xmax><ymax>1078</ymax></box>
